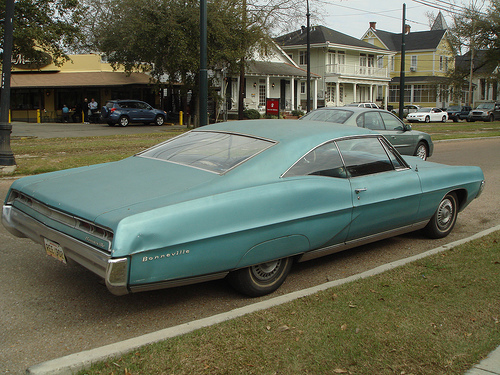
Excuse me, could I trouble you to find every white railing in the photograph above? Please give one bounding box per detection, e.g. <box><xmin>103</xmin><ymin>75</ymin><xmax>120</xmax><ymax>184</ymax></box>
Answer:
<box><xmin>326</xmin><ymin>64</ymin><xmax>388</xmax><ymax>78</ymax></box>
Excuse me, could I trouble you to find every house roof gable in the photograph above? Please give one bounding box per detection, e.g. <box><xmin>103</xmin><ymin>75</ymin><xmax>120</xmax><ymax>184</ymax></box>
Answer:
<box><xmin>275</xmin><ymin>25</ymin><xmax>386</xmax><ymax>51</ymax></box>
<box><xmin>372</xmin><ymin>29</ymin><xmax>447</xmax><ymax>52</ymax></box>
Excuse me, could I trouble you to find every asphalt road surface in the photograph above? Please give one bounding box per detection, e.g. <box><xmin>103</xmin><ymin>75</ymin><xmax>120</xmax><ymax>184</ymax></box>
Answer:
<box><xmin>1</xmin><ymin>131</ymin><xmax>499</xmax><ymax>374</ymax></box>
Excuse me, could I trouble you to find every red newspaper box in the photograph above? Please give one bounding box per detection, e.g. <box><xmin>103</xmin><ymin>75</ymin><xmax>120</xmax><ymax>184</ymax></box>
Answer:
<box><xmin>266</xmin><ymin>98</ymin><xmax>280</xmax><ymax>116</ymax></box>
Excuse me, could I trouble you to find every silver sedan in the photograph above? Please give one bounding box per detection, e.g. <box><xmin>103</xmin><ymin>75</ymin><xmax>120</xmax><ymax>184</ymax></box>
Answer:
<box><xmin>300</xmin><ymin>107</ymin><xmax>434</xmax><ymax>160</ymax></box>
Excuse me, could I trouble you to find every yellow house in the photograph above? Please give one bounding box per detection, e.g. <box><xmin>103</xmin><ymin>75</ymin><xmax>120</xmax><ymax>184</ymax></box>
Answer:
<box><xmin>9</xmin><ymin>54</ymin><xmax>158</xmax><ymax>122</ymax></box>
<box><xmin>361</xmin><ymin>14</ymin><xmax>455</xmax><ymax>109</ymax></box>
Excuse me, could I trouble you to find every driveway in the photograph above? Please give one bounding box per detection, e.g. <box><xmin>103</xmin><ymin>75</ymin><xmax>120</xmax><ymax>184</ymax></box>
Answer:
<box><xmin>0</xmin><ymin>136</ymin><xmax>499</xmax><ymax>374</ymax></box>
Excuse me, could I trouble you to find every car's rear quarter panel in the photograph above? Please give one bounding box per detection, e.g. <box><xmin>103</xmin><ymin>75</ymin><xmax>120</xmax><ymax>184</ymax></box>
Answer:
<box><xmin>119</xmin><ymin>177</ymin><xmax>353</xmax><ymax>286</ymax></box>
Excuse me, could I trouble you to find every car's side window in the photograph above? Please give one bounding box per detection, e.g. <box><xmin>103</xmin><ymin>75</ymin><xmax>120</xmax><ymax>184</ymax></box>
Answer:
<box><xmin>357</xmin><ymin>112</ymin><xmax>385</xmax><ymax>130</ymax></box>
<box><xmin>284</xmin><ymin>142</ymin><xmax>347</xmax><ymax>178</ymax></box>
<box><xmin>337</xmin><ymin>137</ymin><xmax>394</xmax><ymax>177</ymax></box>
<box><xmin>380</xmin><ymin>111</ymin><xmax>405</xmax><ymax>131</ymax></box>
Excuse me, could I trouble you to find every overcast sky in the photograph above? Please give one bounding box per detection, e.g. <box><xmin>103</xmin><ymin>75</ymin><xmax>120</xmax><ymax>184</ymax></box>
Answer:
<box><xmin>316</xmin><ymin>0</ymin><xmax>460</xmax><ymax>38</ymax></box>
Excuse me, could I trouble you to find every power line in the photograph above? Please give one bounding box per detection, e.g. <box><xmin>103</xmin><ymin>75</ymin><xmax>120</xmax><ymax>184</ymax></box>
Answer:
<box><xmin>316</xmin><ymin>0</ymin><xmax>429</xmax><ymax>27</ymax></box>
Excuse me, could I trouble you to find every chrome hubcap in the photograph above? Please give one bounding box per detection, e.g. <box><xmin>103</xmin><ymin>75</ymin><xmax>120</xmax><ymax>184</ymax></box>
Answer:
<box><xmin>251</xmin><ymin>260</ymin><xmax>281</xmax><ymax>281</ymax></box>
<box><xmin>437</xmin><ymin>198</ymin><xmax>454</xmax><ymax>230</ymax></box>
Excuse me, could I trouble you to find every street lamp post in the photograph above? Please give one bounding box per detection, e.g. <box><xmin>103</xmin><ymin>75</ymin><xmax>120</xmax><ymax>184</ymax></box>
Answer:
<box><xmin>0</xmin><ymin>0</ymin><xmax>16</xmax><ymax>171</ymax></box>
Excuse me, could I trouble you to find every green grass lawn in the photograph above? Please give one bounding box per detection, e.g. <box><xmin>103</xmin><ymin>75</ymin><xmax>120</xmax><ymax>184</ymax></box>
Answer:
<box><xmin>6</xmin><ymin>120</ymin><xmax>500</xmax><ymax>176</ymax></box>
<box><xmin>412</xmin><ymin>120</ymin><xmax>500</xmax><ymax>140</ymax></box>
<box><xmin>79</xmin><ymin>232</ymin><xmax>500</xmax><ymax>375</ymax></box>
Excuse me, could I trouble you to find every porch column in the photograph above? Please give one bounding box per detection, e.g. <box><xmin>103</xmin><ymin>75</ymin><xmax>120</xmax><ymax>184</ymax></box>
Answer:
<box><xmin>353</xmin><ymin>83</ymin><xmax>357</xmax><ymax>103</ymax></box>
<box><xmin>370</xmin><ymin>85</ymin><xmax>374</xmax><ymax>102</ymax></box>
<box><xmin>313</xmin><ymin>79</ymin><xmax>318</xmax><ymax>109</ymax></box>
<box><xmin>266</xmin><ymin>76</ymin><xmax>270</xmax><ymax>100</ymax></box>
<box><xmin>291</xmin><ymin>77</ymin><xmax>295</xmax><ymax>110</ymax></box>
<box><xmin>384</xmin><ymin>84</ymin><xmax>388</xmax><ymax>110</ymax></box>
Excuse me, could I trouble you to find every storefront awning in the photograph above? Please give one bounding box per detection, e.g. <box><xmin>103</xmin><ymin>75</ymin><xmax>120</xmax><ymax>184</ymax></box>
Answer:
<box><xmin>11</xmin><ymin>71</ymin><xmax>155</xmax><ymax>88</ymax></box>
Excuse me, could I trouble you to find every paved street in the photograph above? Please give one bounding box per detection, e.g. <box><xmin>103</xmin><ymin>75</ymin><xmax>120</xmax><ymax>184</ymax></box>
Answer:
<box><xmin>0</xmin><ymin>127</ymin><xmax>499</xmax><ymax>373</ymax></box>
<box><xmin>10</xmin><ymin>121</ymin><xmax>187</xmax><ymax>139</ymax></box>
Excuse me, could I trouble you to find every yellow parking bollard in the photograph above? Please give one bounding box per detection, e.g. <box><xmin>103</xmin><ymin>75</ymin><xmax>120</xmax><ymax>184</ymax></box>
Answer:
<box><xmin>37</xmin><ymin>109</ymin><xmax>41</xmax><ymax>123</ymax></box>
<box><xmin>179</xmin><ymin>111</ymin><xmax>183</xmax><ymax>126</ymax></box>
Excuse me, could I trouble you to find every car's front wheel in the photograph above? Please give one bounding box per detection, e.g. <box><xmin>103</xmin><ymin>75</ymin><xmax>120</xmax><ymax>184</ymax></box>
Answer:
<box><xmin>489</xmin><ymin>114</ymin><xmax>495</xmax><ymax>122</ymax></box>
<box><xmin>415</xmin><ymin>142</ymin><xmax>428</xmax><ymax>160</ymax></box>
<box><xmin>424</xmin><ymin>192</ymin><xmax>458</xmax><ymax>239</ymax></box>
<box><xmin>155</xmin><ymin>115</ymin><xmax>165</xmax><ymax>126</ymax></box>
<box><xmin>227</xmin><ymin>257</ymin><xmax>293</xmax><ymax>297</ymax></box>
<box><xmin>442</xmin><ymin>115</ymin><xmax>447</xmax><ymax>122</ymax></box>
<box><xmin>425</xmin><ymin>116</ymin><xmax>430</xmax><ymax>123</ymax></box>
<box><xmin>119</xmin><ymin>116</ymin><xmax>130</xmax><ymax>127</ymax></box>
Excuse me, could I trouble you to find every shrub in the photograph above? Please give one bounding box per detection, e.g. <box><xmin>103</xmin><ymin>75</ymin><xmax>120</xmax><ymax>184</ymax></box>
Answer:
<box><xmin>291</xmin><ymin>110</ymin><xmax>305</xmax><ymax>117</ymax></box>
<box><xmin>243</xmin><ymin>109</ymin><xmax>261</xmax><ymax>119</ymax></box>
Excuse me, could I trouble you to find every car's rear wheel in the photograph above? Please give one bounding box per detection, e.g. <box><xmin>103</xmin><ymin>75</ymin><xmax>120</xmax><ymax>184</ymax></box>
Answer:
<box><xmin>425</xmin><ymin>116</ymin><xmax>430</xmax><ymax>123</ymax></box>
<box><xmin>424</xmin><ymin>192</ymin><xmax>458</xmax><ymax>239</ymax></box>
<box><xmin>227</xmin><ymin>257</ymin><xmax>293</xmax><ymax>297</ymax></box>
<box><xmin>155</xmin><ymin>115</ymin><xmax>165</xmax><ymax>126</ymax></box>
<box><xmin>119</xmin><ymin>116</ymin><xmax>129</xmax><ymax>127</ymax></box>
<box><xmin>414</xmin><ymin>142</ymin><xmax>428</xmax><ymax>160</ymax></box>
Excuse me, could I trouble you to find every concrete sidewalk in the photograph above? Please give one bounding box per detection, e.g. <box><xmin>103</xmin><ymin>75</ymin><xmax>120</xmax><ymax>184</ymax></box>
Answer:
<box><xmin>26</xmin><ymin>225</ymin><xmax>500</xmax><ymax>375</ymax></box>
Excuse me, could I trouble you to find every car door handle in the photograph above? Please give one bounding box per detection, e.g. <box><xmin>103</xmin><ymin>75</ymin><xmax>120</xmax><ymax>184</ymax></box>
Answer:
<box><xmin>355</xmin><ymin>188</ymin><xmax>367</xmax><ymax>194</ymax></box>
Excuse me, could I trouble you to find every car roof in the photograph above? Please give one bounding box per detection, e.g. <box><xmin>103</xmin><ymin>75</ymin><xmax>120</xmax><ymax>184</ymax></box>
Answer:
<box><xmin>197</xmin><ymin>119</ymin><xmax>376</xmax><ymax>145</ymax></box>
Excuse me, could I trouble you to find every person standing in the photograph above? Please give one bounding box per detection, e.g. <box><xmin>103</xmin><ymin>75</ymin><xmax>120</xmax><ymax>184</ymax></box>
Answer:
<box><xmin>83</xmin><ymin>98</ymin><xmax>89</xmax><ymax>123</ymax></box>
<box><xmin>89</xmin><ymin>98</ymin><xmax>98</xmax><ymax>123</ymax></box>
<box><xmin>62</xmin><ymin>104</ymin><xmax>70</xmax><ymax>122</ymax></box>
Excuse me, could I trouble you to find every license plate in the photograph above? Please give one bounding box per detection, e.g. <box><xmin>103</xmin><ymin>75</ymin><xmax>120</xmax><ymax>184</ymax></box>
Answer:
<box><xmin>44</xmin><ymin>238</ymin><xmax>67</xmax><ymax>264</ymax></box>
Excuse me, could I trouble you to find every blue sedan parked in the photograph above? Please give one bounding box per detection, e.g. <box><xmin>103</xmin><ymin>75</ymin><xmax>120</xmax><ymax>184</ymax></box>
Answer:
<box><xmin>2</xmin><ymin>120</ymin><xmax>485</xmax><ymax>297</ymax></box>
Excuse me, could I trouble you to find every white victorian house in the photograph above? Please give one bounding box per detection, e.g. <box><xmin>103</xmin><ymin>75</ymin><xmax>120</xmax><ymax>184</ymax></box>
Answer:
<box><xmin>275</xmin><ymin>25</ymin><xmax>395</xmax><ymax>109</ymax></box>
<box><xmin>222</xmin><ymin>42</ymin><xmax>321</xmax><ymax>116</ymax></box>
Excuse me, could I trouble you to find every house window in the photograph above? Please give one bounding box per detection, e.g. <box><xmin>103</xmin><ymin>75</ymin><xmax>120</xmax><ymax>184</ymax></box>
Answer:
<box><xmin>439</xmin><ymin>56</ymin><xmax>444</xmax><ymax>71</ymax></box>
<box><xmin>410</xmin><ymin>56</ymin><xmax>417</xmax><ymax>71</ymax></box>
<box><xmin>299</xmin><ymin>51</ymin><xmax>308</xmax><ymax>65</ymax></box>
<box><xmin>360</xmin><ymin>54</ymin><xmax>367</xmax><ymax>67</ymax></box>
<box><xmin>368</xmin><ymin>54</ymin><xmax>375</xmax><ymax>67</ymax></box>
<box><xmin>390</xmin><ymin>56</ymin><xmax>395</xmax><ymax>72</ymax></box>
<box><xmin>337</xmin><ymin>51</ymin><xmax>345</xmax><ymax>65</ymax></box>
<box><xmin>301</xmin><ymin>82</ymin><xmax>306</xmax><ymax>94</ymax></box>
<box><xmin>326</xmin><ymin>83</ymin><xmax>334</xmax><ymax>103</ymax></box>
<box><xmin>377</xmin><ymin>56</ymin><xmax>384</xmax><ymax>69</ymax></box>
<box><xmin>259</xmin><ymin>84</ymin><xmax>266</xmax><ymax>107</ymax></box>
<box><xmin>325</xmin><ymin>83</ymin><xmax>343</xmax><ymax>104</ymax></box>
<box><xmin>328</xmin><ymin>52</ymin><xmax>335</xmax><ymax>66</ymax></box>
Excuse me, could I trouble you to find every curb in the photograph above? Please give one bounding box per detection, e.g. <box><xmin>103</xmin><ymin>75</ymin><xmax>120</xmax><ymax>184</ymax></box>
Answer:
<box><xmin>26</xmin><ymin>225</ymin><xmax>500</xmax><ymax>375</ymax></box>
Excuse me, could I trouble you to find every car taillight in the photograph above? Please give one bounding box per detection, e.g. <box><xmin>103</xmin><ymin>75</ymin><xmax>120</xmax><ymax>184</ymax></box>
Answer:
<box><xmin>110</xmin><ymin>108</ymin><xmax>116</xmax><ymax>112</ymax></box>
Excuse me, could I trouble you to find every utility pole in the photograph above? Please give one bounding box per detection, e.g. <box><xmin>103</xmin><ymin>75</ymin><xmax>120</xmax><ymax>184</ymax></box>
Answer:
<box><xmin>306</xmin><ymin>0</ymin><xmax>311</xmax><ymax>113</ymax></box>
<box><xmin>199</xmin><ymin>0</ymin><xmax>208</xmax><ymax>126</ymax></box>
<box><xmin>0</xmin><ymin>0</ymin><xmax>16</xmax><ymax>171</ymax></box>
<box><xmin>238</xmin><ymin>0</ymin><xmax>247</xmax><ymax>120</ymax></box>
<box><xmin>398</xmin><ymin>3</ymin><xmax>406</xmax><ymax>120</ymax></box>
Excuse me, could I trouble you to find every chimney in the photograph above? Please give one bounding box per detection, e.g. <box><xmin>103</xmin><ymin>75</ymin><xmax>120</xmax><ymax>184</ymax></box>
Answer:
<box><xmin>370</xmin><ymin>22</ymin><xmax>376</xmax><ymax>30</ymax></box>
<box><xmin>405</xmin><ymin>24</ymin><xmax>411</xmax><ymax>34</ymax></box>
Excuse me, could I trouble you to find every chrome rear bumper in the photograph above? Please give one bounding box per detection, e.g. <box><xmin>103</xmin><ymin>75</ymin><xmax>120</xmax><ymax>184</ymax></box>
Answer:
<box><xmin>2</xmin><ymin>205</ymin><xmax>129</xmax><ymax>295</ymax></box>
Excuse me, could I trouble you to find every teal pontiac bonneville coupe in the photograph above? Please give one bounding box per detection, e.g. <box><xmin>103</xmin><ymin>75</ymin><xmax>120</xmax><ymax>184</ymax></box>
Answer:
<box><xmin>2</xmin><ymin>120</ymin><xmax>485</xmax><ymax>297</ymax></box>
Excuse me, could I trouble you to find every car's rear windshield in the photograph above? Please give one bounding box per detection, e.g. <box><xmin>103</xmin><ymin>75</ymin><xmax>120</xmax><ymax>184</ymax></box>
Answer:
<box><xmin>300</xmin><ymin>109</ymin><xmax>353</xmax><ymax>124</ymax></box>
<box><xmin>137</xmin><ymin>131</ymin><xmax>275</xmax><ymax>174</ymax></box>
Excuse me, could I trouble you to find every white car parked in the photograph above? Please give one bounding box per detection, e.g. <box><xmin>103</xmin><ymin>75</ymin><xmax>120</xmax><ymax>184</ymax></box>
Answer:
<box><xmin>407</xmin><ymin>107</ymin><xmax>448</xmax><ymax>123</ymax></box>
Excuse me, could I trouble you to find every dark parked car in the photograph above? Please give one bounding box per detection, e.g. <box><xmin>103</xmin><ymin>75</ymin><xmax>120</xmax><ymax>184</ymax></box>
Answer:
<box><xmin>446</xmin><ymin>105</ymin><xmax>471</xmax><ymax>122</ymax></box>
<box><xmin>467</xmin><ymin>102</ymin><xmax>500</xmax><ymax>122</ymax></box>
<box><xmin>300</xmin><ymin>107</ymin><xmax>433</xmax><ymax>160</ymax></box>
<box><xmin>101</xmin><ymin>99</ymin><xmax>167</xmax><ymax>127</ymax></box>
